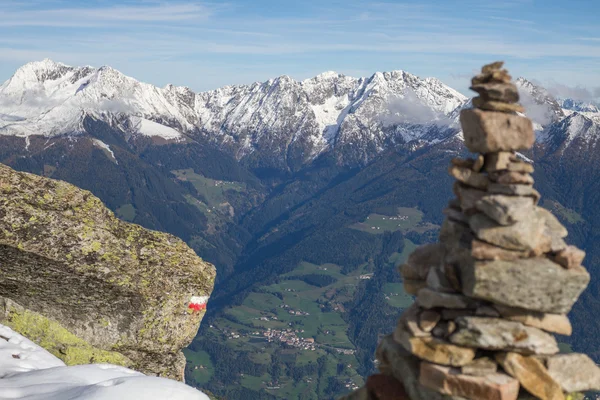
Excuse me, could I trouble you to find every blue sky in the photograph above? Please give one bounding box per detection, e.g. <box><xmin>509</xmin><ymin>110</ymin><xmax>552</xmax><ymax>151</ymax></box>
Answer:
<box><xmin>1</xmin><ymin>0</ymin><xmax>599</xmax><ymax>98</ymax></box>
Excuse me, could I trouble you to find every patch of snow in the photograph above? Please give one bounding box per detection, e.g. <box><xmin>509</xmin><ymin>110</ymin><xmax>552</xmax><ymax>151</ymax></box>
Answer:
<box><xmin>91</xmin><ymin>139</ymin><xmax>118</xmax><ymax>164</ymax></box>
<box><xmin>132</xmin><ymin>117</ymin><xmax>182</xmax><ymax>140</ymax></box>
<box><xmin>0</xmin><ymin>324</ymin><xmax>209</xmax><ymax>400</ymax></box>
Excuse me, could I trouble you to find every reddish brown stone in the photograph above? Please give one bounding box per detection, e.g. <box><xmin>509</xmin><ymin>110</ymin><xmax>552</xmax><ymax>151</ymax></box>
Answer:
<box><xmin>552</xmin><ymin>245</ymin><xmax>586</xmax><ymax>269</ymax></box>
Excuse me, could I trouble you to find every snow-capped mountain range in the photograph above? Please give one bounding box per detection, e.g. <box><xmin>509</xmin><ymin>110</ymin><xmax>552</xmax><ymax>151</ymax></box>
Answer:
<box><xmin>1</xmin><ymin>59</ymin><xmax>598</xmax><ymax>169</ymax></box>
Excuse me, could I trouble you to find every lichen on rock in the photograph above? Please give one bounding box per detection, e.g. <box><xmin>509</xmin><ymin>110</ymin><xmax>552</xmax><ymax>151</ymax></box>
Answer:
<box><xmin>0</xmin><ymin>163</ymin><xmax>216</xmax><ymax>380</ymax></box>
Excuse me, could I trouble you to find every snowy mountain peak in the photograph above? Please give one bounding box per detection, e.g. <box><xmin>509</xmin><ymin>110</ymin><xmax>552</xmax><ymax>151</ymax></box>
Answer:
<box><xmin>12</xmin><ymin>58</ymin><xmax>71</xmax><ymax>82</ymax></box>
<box><xmin>1</xmin><ymin>59</ymin><xmax>468</xmax><ymax>167</ymax></box>
<box><xmin>516</xmin><ymin>77</ymin><xmax>564</xmax><ymax>126</ymax></box>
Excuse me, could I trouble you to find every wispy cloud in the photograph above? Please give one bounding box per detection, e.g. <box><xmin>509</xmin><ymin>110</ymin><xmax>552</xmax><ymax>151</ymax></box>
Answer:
<box><xmin>0</xmin><ymin>0</ymin><xmax>598</xmax><ymax>92</ymax></box>
<box><xmin>0</xmin><ymin>2</ymin><xmax>213</xmax><ymax>27</ymax></box>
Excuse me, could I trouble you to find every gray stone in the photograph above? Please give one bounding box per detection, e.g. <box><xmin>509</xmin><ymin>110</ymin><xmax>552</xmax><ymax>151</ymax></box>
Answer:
<box><xmin>395</xmin><ymin>319</ymin><xmax>476</xmax><ymax>367</ymax></box>
<box><xmin>475</xmin><ymin>195</ymin><xmax>534</xmax><ymax>226</ymax></box>
<box><xmin>417</xmin><ymin>288</ymin><xmax>480</xmax><ymax>310</ymax></box>
<box><xmin>469</xmin><ymin>212</ymin><xmax>545</xmax><ymax>252</ymax></box>
<box><xmin>450</xmin><ymin>317</ymin><xmax>559</xmax><ymax>355</ymax></box>
<box><xmin>454</xmin><ymin>183</ymin><xmax>488</xmax><ymax>213</ymax></box>
<box><xmin>460</xmin><ymin>258</ymin><xmax>590</xmax><ymax>314</ymax></box>
<box><xmin>460</xmin><ymin>109</ymin><xmax>534</xmax><ymax>153</ymax></box>
<box><xmin>470</xmin><ymin>82</ymin><xmax>520</xmax><ymax>103</ymax></box>
<box><xmin>546</xmin><ymin>354</ymin><xmax>600</xmax><ymax>392</ymax></box>
<box><xmin>487</xmin><ymin>184</ymin><xmax>540</xmax><ymax>203</ymax></box>
<box><xmin>494</xmin><ymin>304</ymin><xmax>572</xmax><ymax>335</ymax></box>
<box><xmin>538</xmin><ymin>207</ymin><xmax>568</xmax><ymax>238</ymax></box>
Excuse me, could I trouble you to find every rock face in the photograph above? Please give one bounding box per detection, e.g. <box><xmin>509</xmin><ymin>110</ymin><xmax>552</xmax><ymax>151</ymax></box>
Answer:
<box><xmin>339</xmin><ymin>62</ymin><xmax>593</xmax><ymax>400</ymax></box>
<box><xmin>0</xmin><ymin>163</ymin><xmax>216</xmax><ymax>380</ymax></box>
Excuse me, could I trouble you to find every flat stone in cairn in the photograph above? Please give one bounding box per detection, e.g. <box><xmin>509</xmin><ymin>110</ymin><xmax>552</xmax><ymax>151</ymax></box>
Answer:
<box><xmin>419</xmin><ymin>362</ymin><xmax>519</xmax><ymax>400</ymax></box>
<box><xmin>475</xmin><ymin>195</ymin><xmax>534</xmax><ymax>226</ymax></box>
<box><xmin>489</xmin><ymin>171</ymin><xmax>534</xmax><ymax>185</ymax></box>
<box><xmin>471</xmin><ymin>240</ymin><xmax>530</xmax><ymax>261</ymax></box>
<box><xmin>506</xmin><ymin>161</ymin><xmax>534</xmax><ymax>174</ymax></box>
<box><xmin>494</xmin><ymin>304</ymin><xmax>572</xmax><ymax>336</ymax></box>
<box><xmin>472</xmin><ymin>97</ymin><xmax>525</xmax><ymax>113</ymax></box>
<box><xmin>496</xmin><ymin>353</ymin><xmax>564</xmax><ymax>400</ymax></box>
<box><xmin>552</xmin><ymin>245</ymin><xmax>586</xmax><ymax>269</ymax></box>
<box><xmin>417</xmin><ymin>288</ymin><xmax>480</xmax><ymax>310</ymax></box>
<box><xmin>546</xmin><ymin>354</ymin><xmax>600</xmax><ymax>393</ymax></box>
<box><xmin>487</xmin><ymin>183</ymin><xmax>540</xmax><ymax>203</ymax></box>
<box><xmin>469</xmin><ymin>212</ymin><xmax>546</xmax><ymax>252</ymax></box>
<box><xmin>460</xmin><ymin>258</ymin><xmax>590</xmax><ymax>314</ymax></box>
<box><xmin>449</xmin><ymin>165</ymin><xmax>490</xmax><ymax>190</ymax></box>
<box><xmin>460</xmin><ymin>108</ymin><xmax>534</xmax><ymax>153</ymax></box>
<box><xmin>472</xmin><ymin>62</ymin><xmax>512</xmax><ymax>84</ymax></box>
<box><xmin>449</xmin><ymin>317</ymin><xmax>559</xmax><ymax>355</ymax></box>
<box><xmin>395</xmin><ymin>321</ymin><xmax>476</xmax><ymax>367</ymax></box>
<box><xmin>376</xmin><ymin>335</ymin><xmax>469</xmax><ymax>400</ymax></box>
<box><xmin>470</xmin><ymin>82</ymin><xmax>520</xmax><ymax>103</ymax></box>
<box><xmin>461</xmin><ymin>357</ymin><xmax>498</xmax><ymax>377</ymax></box>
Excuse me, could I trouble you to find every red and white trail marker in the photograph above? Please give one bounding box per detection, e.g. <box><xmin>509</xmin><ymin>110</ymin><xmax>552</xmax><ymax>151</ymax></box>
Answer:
<box><xmin>188</xmin><ymin>296</ymin><xmax>209</xmax><ymax>312</ymax></box>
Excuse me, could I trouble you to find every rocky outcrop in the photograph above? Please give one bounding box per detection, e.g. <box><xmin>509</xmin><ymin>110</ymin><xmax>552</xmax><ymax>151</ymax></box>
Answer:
<box><xmin>0</xmin><ymin>163</ymin><xmax>216</xmax><ymax>380</ymax></box>
<box><xmin>340</xmin><ymin>62</ymin><xmax>598</xmax><ymax>400</ymax></box>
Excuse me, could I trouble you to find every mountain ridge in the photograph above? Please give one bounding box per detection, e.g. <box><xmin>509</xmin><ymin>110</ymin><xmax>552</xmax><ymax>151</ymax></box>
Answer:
<box><xmin>0</xmin><ymin>59</ymin><xmax>467</xmax><ymax>170</ymax></box>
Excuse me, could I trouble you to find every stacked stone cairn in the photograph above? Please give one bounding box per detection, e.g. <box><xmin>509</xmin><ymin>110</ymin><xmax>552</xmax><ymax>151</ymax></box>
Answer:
<box><xmin>341</xmin><ymin>62</ymin><xmax>600</xmax><ymax>400</ymax></box>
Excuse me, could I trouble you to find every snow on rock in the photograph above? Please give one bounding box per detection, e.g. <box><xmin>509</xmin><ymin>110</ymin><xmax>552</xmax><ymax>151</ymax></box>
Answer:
<box><xmin>0</xmin><ymin>324</ymin><xmax>209</xmax><ymax>400</ymax></box>
<box><xmin>131</xmin><ymin>117</ymin><xmax>182</xmax><ymax>140</ymax></box>
<box><xmin>91</xmin><ymin>139</ymin><xmax>118</xmax><ymax>164</ymax></box>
